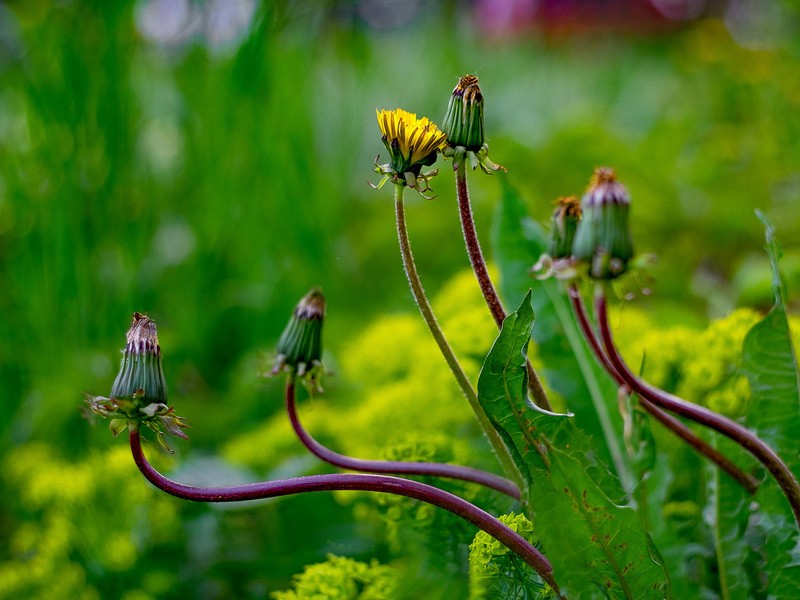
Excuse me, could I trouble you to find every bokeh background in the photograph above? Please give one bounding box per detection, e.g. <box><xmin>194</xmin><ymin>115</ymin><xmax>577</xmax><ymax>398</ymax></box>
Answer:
<box><xmin>1</xmin><ymin>0</ymin><xmax>799</xmax><ymax>598</ymax></box>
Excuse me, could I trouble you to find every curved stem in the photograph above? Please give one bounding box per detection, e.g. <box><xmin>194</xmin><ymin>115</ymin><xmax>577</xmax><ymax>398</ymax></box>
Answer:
<box><xmin>285</xmin><ymin>378</ymin><xmax>520</xmax><ymax>499</ymax></box>
<box><xmin>394</xmin><ymin>185</ymin><xmax>526</xmax><ymax>494</ymax></box>
<box><xmin>595</xmin><ymin>291</ymin><xmax>800</xmax><ymax>527</ymax></box>
<box><xmin>455</xmin><ymin>167</ymin><xmax>552</xmax><ymax>411</ymax></box>
<box><xmin>568</xmin><ymin>287</ymin><xmax>759</xmax><ymax>495</ymax></box>
<box><xmin>129</xmin><ymin>429</ymin><xmax>558</xmax><ymax>593</ymax></box>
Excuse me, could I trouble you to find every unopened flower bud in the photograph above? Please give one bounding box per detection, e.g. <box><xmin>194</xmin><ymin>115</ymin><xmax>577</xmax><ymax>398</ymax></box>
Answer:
<box><xmin>441</xmin><ymin>75</ymin><xmax>505</xmax><ymax>174</ymax></box>
<box><xmin>111</xmin><ymin>313</ymin><xmax>168</xmax><ymax>404</ymax></box>
<box><xmin>442</xmin><ymin>74</ymin><xmax>485</xmax><ymax>150</ymax></box>
<box><xmin>547</xmin><ymin>196</ymin><xmax>582</xmax><ymax>259</ymax></box>
<box><xmin>571</xmin><ymin>168</ymin><xmax>634</xmax><ymax>280</ymax></box>
<box><xmin>271</xmin><ymin>288</ymin><xmax>326</xmax><ymax>391</ymax></box>
<box><xmin>85</xmin><ymin>313</ymin><xmax>188</xmax><ymax>450</ymax></box>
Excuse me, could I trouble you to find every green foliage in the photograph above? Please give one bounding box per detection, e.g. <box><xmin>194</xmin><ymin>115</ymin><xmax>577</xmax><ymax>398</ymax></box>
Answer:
<box><xmin>271</xmin><ymin>555</ymin><xmax>396</xmax><ymax>600</ymax></box>
<box><xmin>493</xmin><ymin>179</ymin><xmax>632</xmax><ymax>493</ymax></box>
<box><xmin>469</xmin><ymin>513</ymin><xmax>549</xmax><ymax>599</ymax></box>
<box><xmin>3</xmin><ymin>0</ymin><xmax>800</xmax><ymax>597</ymax></box>
<box><xmin>0</xmin><ymin>444</ymin><xmax>180</xmax><ymax>600</ymax></box>
<box><xmin>477</xmin><ymin>292</ymin><xmax>670</xmax><ymax>598</ymax></box>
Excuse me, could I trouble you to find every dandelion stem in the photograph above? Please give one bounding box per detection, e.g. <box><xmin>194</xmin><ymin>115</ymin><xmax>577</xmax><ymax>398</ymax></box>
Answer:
<box><xmin>568</xmin><ymin>286</ymin><xmax>759</xmax><ymax>495</ymax></box>
<box><xmin>285</xmin><ymin>378</ymin><xmax>520</xmax><ymax>499</ymax></box>
<box><xmin>455</xmin><ymin>167</ymin><xmax>552</xmax><ymax>411</ymax></box>
<box><xmin>394</xmin><ymin>184</ymin><xmax>526</xmax><ymax>494</ymax></box>
<box><xmin>129</xmin><ymin>429</ymin><xmax>558</xmax><ymax>592</ymax></box>
<box><xmin>595</xmin><ymin>290</ymin><xmax>800</xmax><ymax>527</ymax></box>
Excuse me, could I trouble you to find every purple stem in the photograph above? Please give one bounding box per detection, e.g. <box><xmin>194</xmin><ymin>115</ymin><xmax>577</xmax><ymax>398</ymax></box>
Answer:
<box><xmin>567</xmin><ymin>287</ymin><xmax>759</xmax><ymax>495</ymax></box>
<box><xmin>595</xmin><ymin>292</ymin><xmax>800</xmax><ymax>527</ymax></box>
<box><xmin>455</xmin><ymin>170</ymin><xmax>552</xmax><ymax>411</ymax></box>
<box><xmin>286</xmin><ymin>379</ymin><xmax>520</xmax><ymax>499</ymax></box>
<box><xmin>129</xmin><ymin>429</ymin><xmax>559</xmax><ymax>592</ymax></box>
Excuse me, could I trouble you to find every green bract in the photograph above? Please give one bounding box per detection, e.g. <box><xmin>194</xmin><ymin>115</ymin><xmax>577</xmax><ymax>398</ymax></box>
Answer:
<box><xmin>571</xmin><ymin>167</ymin><xmax>634</xmax><ymax>280</ymax></box>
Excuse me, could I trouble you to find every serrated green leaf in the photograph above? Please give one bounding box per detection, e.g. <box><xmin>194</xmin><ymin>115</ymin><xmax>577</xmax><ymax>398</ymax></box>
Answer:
<box><xmin>491</xmin><ymin>180</ymin><xmax>633</xmax><ymax>494</ymax></box>
<box><xmin>740</xmin><ymin>212</ymin><xmax>800</xmax><ymax>596</ymax></box>
<box><xmin>744</xmin><ymin>212</ymin><xmax>800</xmax><ymax>464</ymax></box>
<box><xmin>477</xmin><ymin>292</ymin><xmax>670</xmax><ymax>598</ymax></box>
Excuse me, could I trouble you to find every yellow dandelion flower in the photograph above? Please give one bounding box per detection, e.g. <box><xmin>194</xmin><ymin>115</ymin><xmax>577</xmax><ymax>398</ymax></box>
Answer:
<box><xmin>372</xmin><ymin>108</ymin><xmax>446</xmax><ymax>198</ymax></box>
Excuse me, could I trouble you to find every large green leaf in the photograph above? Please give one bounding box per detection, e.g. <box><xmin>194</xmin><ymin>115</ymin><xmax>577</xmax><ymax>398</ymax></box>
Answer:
<box><xmin>491</xmin><ymin>180</ymin><xmax>632</xmax><ymax>494</ymax></box>
<box><xmin>740</xmin><ymin>212</ymin><xmax>800</xmax><ymax>596</ymax></box>
<box><xmin>477</xmin><ymin>292</ymin><xmax>670</xmax><ymax>598</ymax></box>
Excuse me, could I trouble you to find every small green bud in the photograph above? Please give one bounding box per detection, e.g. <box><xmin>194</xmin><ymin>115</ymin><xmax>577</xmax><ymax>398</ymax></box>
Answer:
<box><xmin>85</xmin><ymin>313</ymin><xmax>188</xmax><ymax>451</ymax></box>
<box><xmin>271</xmin><ymin>288</ymin><xmax>326</xmax><ymax>391</ymax></box>
<box><xmin>571</xmin><ymin>168</ymin><xmax>634</xmax><ymax>280</ymax></box>
<box><xmin>547</xmin><ymin>196</ymin><xmax>582</xmax><ymax>259</ymax></box>
<box><xmin>442</xmin><ymin>74</ymin><xmax>485</xmax><ymax>150</ymax></box>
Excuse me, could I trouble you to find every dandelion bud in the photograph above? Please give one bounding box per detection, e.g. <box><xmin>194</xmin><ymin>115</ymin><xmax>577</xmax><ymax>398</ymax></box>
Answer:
<box><xmin>85</xmin><ymin>313</ymin><xmax>187</xmax><ymax>450</ymax></box>
<box><xmin>571</xmin><ymin>168</ymin><xmax>634</xmax><ymax>280</ymax></box>
<box><xmin>442</xmin><ymin>74</ymin><xmax>485</xmax><ymax>150</ymax></box>
<box><xmin>440</xmin><ymin>75</ymin><xmax>505</xmax><ymax>174</ymax></box>
<box><xmin>271</xmin><ymin>288</ymin><xmax>326</xmax><ymax>391</ymax></box>
<box><xmin>547</xmin><ymin>196</ymin><xmax>582</xmax><ymax>259</ymax></box>
<box><xmin>111</xmin><ymin>312</ymin><xmax>168</xmax><ymax>404</ymax></box>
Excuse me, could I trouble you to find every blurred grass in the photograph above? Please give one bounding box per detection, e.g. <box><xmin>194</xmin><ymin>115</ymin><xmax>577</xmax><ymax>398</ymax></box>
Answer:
<box><xmin>0</xmin><ymin>0</ymin><xmax>799</xmax><ymax>597</ymax></box>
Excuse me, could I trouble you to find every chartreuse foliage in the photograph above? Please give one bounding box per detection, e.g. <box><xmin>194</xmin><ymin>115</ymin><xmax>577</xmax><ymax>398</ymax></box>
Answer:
<box><xmin>476</xmin><ymin>290</ymin><xmax>670</xmax><ymax>598</ymax></box>
<box><xmin>271</xmin><ymin>554</ymin><xmax>396</xmax><ymax>600</ymax></box>
<box><xmin>469</xmin><ymin>513</ymin><xmax>547</xmax><ymax>600</ymax></box>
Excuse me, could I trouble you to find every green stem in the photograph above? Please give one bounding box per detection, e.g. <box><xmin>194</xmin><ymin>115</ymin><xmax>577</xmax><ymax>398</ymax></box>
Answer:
<box><xmin>455</xmin><ymin>166</ymin><xmax>552</xmax><ymax>411</ymax></box>
<box><xmin>394</xmin><ymin>184</ymin><xmax>526</xmax><ymax>494</ymax></box>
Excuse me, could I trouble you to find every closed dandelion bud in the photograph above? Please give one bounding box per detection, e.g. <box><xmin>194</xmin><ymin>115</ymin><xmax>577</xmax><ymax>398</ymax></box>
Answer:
<box><xmin>111</xmin><ymin>312</ymin><xmax>168</xmax><ymax>404</ymax></box>
<box><xmin>85</xmin><ymin>313</ymin><xmax>187</xmax><ymax>450</ymax></box>
<box><xmin>571</xmin><ymin>168</ymin><xmax>634</xmax><ymax>280</ymax></box>
<box><xmin>442</xmin><ymin>74</ymin><xmax>485</xmax><ymax>151</ymax></box>
<box><xmin>271</xmin><ymin>288</ymin><xmax>326</xmax><ymax>391</ymax></box>
<box><xmin>547</xmin><ymin>196</ymin><xmax>582</xmax><ymax>259</ymax></box>
<box><xmin>440</xmin><ymin>75</ymin><xmax>505</xmax><ymax>174</ymax></box>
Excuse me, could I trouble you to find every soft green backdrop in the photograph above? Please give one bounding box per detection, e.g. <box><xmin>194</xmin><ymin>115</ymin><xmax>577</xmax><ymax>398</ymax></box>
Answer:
<box><xmin>1</xmin><ymin>1</ymin><xmax>799</xmax><ymax>598</ymax></box>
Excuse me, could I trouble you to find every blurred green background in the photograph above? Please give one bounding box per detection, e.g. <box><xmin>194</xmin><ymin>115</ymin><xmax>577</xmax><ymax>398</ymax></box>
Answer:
<box><xmin>1</xmin><ymin>0</ymin><xmax>799</xmax><ymax>597</ymax></box>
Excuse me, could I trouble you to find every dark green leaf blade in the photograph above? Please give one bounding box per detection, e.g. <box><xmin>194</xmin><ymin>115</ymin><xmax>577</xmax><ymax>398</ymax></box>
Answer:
<box><xmin>477</xmin><ymin>292</ymin><xmax>670</xmax><ymax>598</ymax></box>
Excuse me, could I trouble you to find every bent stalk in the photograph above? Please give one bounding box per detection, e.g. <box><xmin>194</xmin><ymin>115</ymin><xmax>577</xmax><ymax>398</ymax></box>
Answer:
<box><xmin>285</xmin><ymin>378</ymin><xmax>520</xmax><ymax>499</ymax></box>
<box><xmin>568</xmin><ymin>286</ymin><xmax>759</xmax><ymax>495</ymax></box>
<box><xmin>595</xmin><ymin>292</ymin><xmax>800</xmax><ymax>527</ymax></box>
<box><xmin>129</xmin><ymin>429</ymin><xmax>558</xmax><ymax>593</ymax></box>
